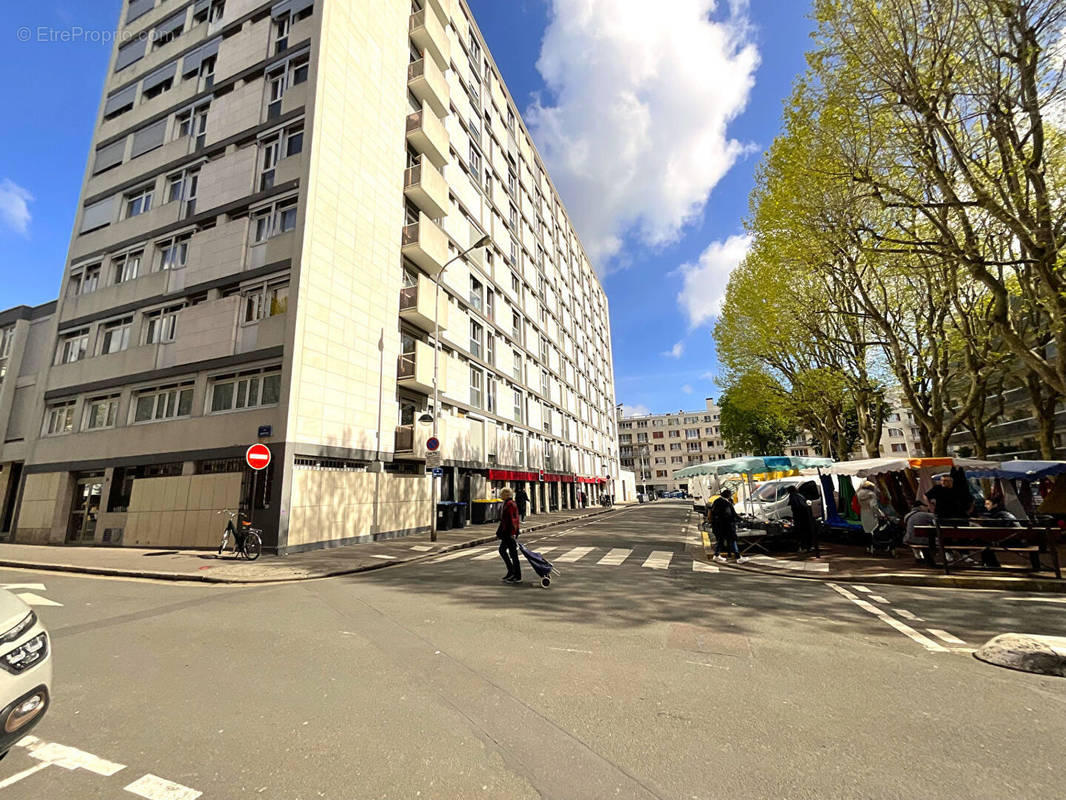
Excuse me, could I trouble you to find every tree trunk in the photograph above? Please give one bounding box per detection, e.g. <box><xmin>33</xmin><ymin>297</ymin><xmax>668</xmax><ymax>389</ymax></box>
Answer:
<box><xmin>1025</xmin><ymin>373</ymin><xmax>1060</xmax><ymax>460</ymax></box>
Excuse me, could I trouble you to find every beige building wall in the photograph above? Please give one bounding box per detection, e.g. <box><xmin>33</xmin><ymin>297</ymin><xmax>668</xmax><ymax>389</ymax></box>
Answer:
<box><xmin>288</xmin><ymin>468</ymin><xmax>432</xmax><ymax>550</ymax></box>
<box><xmin>14</xmin><ymin>473</ymin><xmax>69</xmax><ymax>545</ymax></box>
<box><xmin>123</xmin><ymin>473</ymin><xmax>243</xmax><ymax>548</ymax></box>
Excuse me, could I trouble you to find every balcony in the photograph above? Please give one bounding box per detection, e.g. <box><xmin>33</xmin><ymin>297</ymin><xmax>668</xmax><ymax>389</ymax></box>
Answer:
<box><xmin>395</xmin><ymin>425</ymin><xmax>415</xmax><ymax>453</ymax></box>
<box><xmin>406</xmin><ymin>105</ymin><xmax>449</xmax><ymax>169</ymax></box>
<box><xmin>397</xmin><ymin>339</ymin><xmax>442</xmax><ymax>395</ymax></box>
<box><xmin>409</xmin><ymin>8</ymin><xmax>449</xmax><ymax>72</ymax></box>
<box><xmin>401</xmin><ymin>212</ymin><xmax>449</xmax><ymax>275</ymax></box>
<box><xmin>408</xmin><ymin>55</ymin><xmax>448</xmax><ymax>117</ymax></box>
<box><xmin>400</xmin><ymin>271</ymin><xmax>449</xmax><ymax>333</ymax></box>
<box><xmin>403</xmin><ymin>156</ymin><xmax>448</xmax><ymax>219</ymax></box>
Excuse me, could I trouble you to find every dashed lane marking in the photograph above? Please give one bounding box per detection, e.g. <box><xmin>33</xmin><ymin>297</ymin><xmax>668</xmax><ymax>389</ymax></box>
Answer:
<box><xmin>853</xmin><ymin>586</ymin><xmax>871</xmax><ymax>593</ymax></box>
<box><xmin>827</xmin><ymin>583</ymin><xmax>949</xmax><ymax>653</ymax></box>
<box><xmin>409</xmin><ymin>545</ymin><xmax>434</xmax><ymax>552</ymax></box>
<box><xmin>370</xmin><ymin>555</ymin><xmax>397</xmax><ymax>560</ymax></box>
<box><xmin>868</xmin><ymin>595</ymin><xmax>890</xmax><ymax>604</ymax></box>
<box><xmin>473</xmin><ymin>549</ymin><xmax>503</xmax><ymax>560</ymax></box>
<box><xmin>556</xmin><ymin>547</ymin><xmax>596</xmax><ymax>563</ymax></box>
<box><xmin>0</xmin><ymin>762</ymin><xmax>51</xmax><ymax>789</ymax></box>
<box><xmin>596</xmin><ymin>548</ymin><xmax>632</xmax><ymax>566</ymax></box>
<box><xmin>692</xmin><ymin>560</ymin><xmax>719</xmax><ymax>573</ymax></box>
<box><xmin>927</xmin><ymin>629</ymin><xmax>967</xmax><ymax>646</ymax></box>
<box><xmin>895</xmin><ymin>609</ymin><xmax>924</xmax><ymax>622</ymax></box>
<box><xmin>0</xmin><ymin>583</ymin><xmax>47</xmax><ymax>591</ymax></box>
<box><xmin>124</xmin><ymin>773</ymin><xmax>202</xmax><ymax>800</ymax></box>
<box><xmin>17</xmin><ymin>735</ymin><xmax>126</xmax><ymax>776</ymax></box>
<box><xmin>431</xmin><ymin>547</ymin><xmax>491</xmax><ymax>563</ymax></box>
<box><xmin>642</xmin><ymin>551</ymin><xmax>673</xmax><ymax>570</ymax></box>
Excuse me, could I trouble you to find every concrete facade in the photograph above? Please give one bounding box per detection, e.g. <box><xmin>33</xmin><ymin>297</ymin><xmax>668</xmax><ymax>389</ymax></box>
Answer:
<box><xmin>0</xmin><ymin>0</ymin><xmax>619</xmax><ymax>553</ymax></box>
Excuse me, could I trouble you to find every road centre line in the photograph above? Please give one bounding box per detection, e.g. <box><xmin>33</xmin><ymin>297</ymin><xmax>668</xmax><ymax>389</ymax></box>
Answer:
<box><xmin>827</xmin><ymin>583</ymin><xmax>949</xmax><ymax>653</ymax></box>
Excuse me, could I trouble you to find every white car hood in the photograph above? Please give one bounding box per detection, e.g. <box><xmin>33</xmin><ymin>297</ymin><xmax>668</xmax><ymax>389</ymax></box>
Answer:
<box><xmin>0</xmin><ymin>589</ymin><xmax>32</xmax><ymax>636</ymax></box>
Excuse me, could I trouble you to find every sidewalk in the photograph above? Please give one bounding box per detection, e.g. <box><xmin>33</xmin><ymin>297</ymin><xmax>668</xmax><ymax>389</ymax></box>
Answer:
<box><xmin>685</xmin><ymin>513</ymin><xmax>1066</xmax><ymax>593</ymax></box>
<box><xmin>0</xmin><ymin>505</ymin><xmax>625</xmax><ymax>584</ymax></box>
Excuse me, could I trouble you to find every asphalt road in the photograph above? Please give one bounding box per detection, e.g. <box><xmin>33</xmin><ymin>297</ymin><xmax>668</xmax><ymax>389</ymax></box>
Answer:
<box><xmin>1</xmin><ymin>501</ymin><xmax>1064</xmax><ymax>799</ymax></box>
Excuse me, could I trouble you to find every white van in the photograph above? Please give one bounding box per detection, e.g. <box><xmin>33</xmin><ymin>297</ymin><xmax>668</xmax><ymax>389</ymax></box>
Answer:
<box><xmin>748</xmin><ymin>477</ymin><xmax>823</xmax><ymax>521</ymax></box>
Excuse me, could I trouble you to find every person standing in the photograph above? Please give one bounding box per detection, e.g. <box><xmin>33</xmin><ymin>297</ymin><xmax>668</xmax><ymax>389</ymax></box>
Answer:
<box><xmin>710</xmin><ymin>489</ymin><xmax>747</xmax><ymax>563</ymax></box>
<box><xmin>924</xmin><ymin>474</ymin><xmax>967</xmax><ymax>523</ymax></box>
<box><xmin>496</xmin><ymin>488</ymin><xmax>522</xmax><ymax>583</ymax></box>
<box><xmin>787</xmin><ymin>485</ymin><xmax>815</xmax><ymax>552</ymax></box>
<box><xmin>514</xmin><ymin>486</ymin><xmax>529</xmax><ymax>521</ymax></box>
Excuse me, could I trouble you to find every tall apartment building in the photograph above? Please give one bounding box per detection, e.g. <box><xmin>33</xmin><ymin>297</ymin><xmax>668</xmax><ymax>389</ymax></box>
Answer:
<box><xmin>617</xmin><ymin>398</ymin><xmax>735</xmax><ymax>495</ymax></box>
<box><xmin>2</xmin><ymin>0</ymin><xmax>618</xmax><ymax>552</ymax></box>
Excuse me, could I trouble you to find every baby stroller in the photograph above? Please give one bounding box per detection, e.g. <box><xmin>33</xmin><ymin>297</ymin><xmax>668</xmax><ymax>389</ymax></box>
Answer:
<box><xmin>869</xmin><ymin>516</ymin><xmax>902</xmax><ymax>558</ymax></box>
<box><xmin>517</xmin><ymin>540</ymin><xmax>559</xmax><ymax>587</ymax></box>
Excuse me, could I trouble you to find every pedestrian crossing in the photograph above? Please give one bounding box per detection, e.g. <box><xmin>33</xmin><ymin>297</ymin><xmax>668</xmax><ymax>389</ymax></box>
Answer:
<box><xmin>429</xmin><ymin>544</ymin><xmax>719</xmax><ymax>573</ymax></box>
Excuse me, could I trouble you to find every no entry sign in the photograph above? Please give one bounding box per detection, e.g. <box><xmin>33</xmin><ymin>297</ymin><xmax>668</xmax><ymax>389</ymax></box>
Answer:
<box><xmin>246</xmin><ymin>444</ymin><xmax>272</xmax><ymax>471</ymax></box>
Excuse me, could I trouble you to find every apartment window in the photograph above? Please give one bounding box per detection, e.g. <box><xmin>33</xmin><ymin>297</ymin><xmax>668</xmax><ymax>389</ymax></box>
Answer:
<box><xmin>540</xmin><ymin>369</ymin><xmax>550</xmax><ymax>397</ymax></box>
<box><xmin>687</xmin><ymin>442</ymin><xmax>701</xmax><ymax>452</ymax></box>
<box><xmin>486</xmin><ymin>332</ymin><xmax>495</xmax><ymax>366</ymax></box>
<box><xmin>507</xmin><ymin>108</ymin><xmax>516</xmax><ymax>134</ymax></box>
<box><xmin>243</xmin><ymin>280</ymin><xmax>290</xmax><ymax>323</ymax></box>
<box><xmin>486</xmin><ymin>375</ymin><xmax>497</xmax><ymax>414</ymax></box>
<box><xmin>285</xmin><ymin>124</ymin><xmax>304</xmax><ymax>157</ymax></box>
<box><xmin>686</xmin><ymin>428</ymin><xmax>699</xmax><ymax>439</ymax></box>
<box><xmin>124</xmin><ymin>185</ymin><xmax>154</xmax><ymax>219</ymax></box>
<box><xmin>0</xmin><ymin>326</ymin><xmax>12</xmax><ymax>362</ymax></box>
<box><xmin>98</xmin><ymin>317</ymin><xmax>133</xmax><ymax>355</ymax></box>
<box><xmin>507</xmin><ymin>169</ymin><xmax>517</xmax><ymax>198</ymax></box>
<box><xmin>193</xmin><ymin>0</ymin><xmax>225</xmax><ymax>25</ymax></box>
<box><xmin>510</xmin><ymin>272</ymin><xmax>520</xmax><ymax>294</ymax></box>
<box><xmin>462</xmin><ymin>365</ymin><xmax>482</xmax><ymax>409</ymax></box>
<box><xmin>636</xmin><ymin>433</ymin><xmax>648</xmax><ymax>443</ymax></box>
<box><xmin>888</xmin><ymin>413</ymin><xmax>901</xmax><ymax>422</ymax></box>
<box><xmin>260</xmin><ymin>137</ymin><xmax>281</xmax><ymax>190</ymax></box>
<box><xmin>111</xmin><ymin>251</ymin><xmax>142</xmax><ymax>285</ymax></box>
<box><xmin>274</xmin><ymin>13</ymin><xmax>291</xmax><ymax>53</ymax></box>
<box><xmin>469</xmin><ymin>145</ymin><xmax>481</xmax><ymax>180</ymax></box>
<box><xmin>145</xmin><ymin>305</ymin><xmax>182</xmax><ymax>344</ymax></box>
<box><xmin>156</xmin><ymin>235</ymin><xmax>190</xmax><ymax>271</ymax></box>
<box><xmin>509</xmin><ymin>238</ymin><xmax>519</xmax><ymax>267</ymax></box>
<box><xmin>176</xmin><ymin>104</ymin><xmax>209</xmax><ymax>148</ymax></box>
<box><xmin>513</xmin><ymin>350</ymin><xmax>522</xmax><ymax>382</ymax></box>
<box><xmin>44</xmin><ymin>403</ymin><xmax>76</xmax><ymax>436</ymax></box>
<box><xmin>56</xmin><ymin>329</ymin><xmax>89</xmax><ymax>365</ymax></box>
<box><xmin>266</xmin><ymin>53</ymin><xmax>309</xmax><ymax>118</ymax></box>
<box><xmin>197</xmin><ymin>54</ymin><xmax>217</xmax><ymax>91</ymax></box>
<box><xmin>67</xmin><ymin>264</ymin><xmax>101</xmax><ymax>297</ymax></box>
<box><xmin>513</xmin><ymin>388</ymin><xmax>523</xmax><ymax>422</ymax></box>
<box><xmin>888</xmin><ymin>428</ymin><xmax>904</xmax><ymax>438</ymax></box>
<box><xmin>209</xmin><ymin>367</ymin><xmax>281</xmax><ymax>413</ymax></box>
<box><xmin>508</xmin><ymin>203</ymin><xmax>518</xmax><ymax>230</ymax></box>
<box><xmin>132</xmin><ymin>383</ymin><xmax>194</xmax><ymax>423</ymax></box>
<box><xmin>891</xmin><ymin>443</ymin><xmax>907</xmax><ymax>453</ymax></box>
<box><xmin>252</xmin><ymin>197</ymin><xmax>299</xmax><ymax>242</ymax></box>
<box><xmin>670</xmin><ymin>443</ymin><xmax>681</xmax><ymax>451</ymax></box>
<box><xmin>470</xmin><ymin>277</ymin><xmax>483</xmax><ymax>313</ymax></box>
<box><xmin>669</xmin><ymin>430</ymin><xmax>680</xmax><ymax>438</ymax></box>
<box><xmin>470</xmin><ymin>320</ymin><xmax>483</xmax><ymax>358</ymax></box>
<box><xmin>485</xmin><ymin>289</ymin><xmax>495</xmax><ymax>321</ymax></box>
<box><xmin>142</xmin><ymin>69</ymin><xmax>174</xmax><ymax>100</ymax></box>
<box><xmin>84</xmin><ymin>396</ymin><xmax>120</xmax><ymax>430</ymax></box>
<box><xmin>543</xmin><ymin>403</ymin><xmax>552</xmax><ymax>433</ymax></box>
<box><xmin>539</xmin><ymin>335</ymin><xmax>549</xmax><ymax>363</ymax></box>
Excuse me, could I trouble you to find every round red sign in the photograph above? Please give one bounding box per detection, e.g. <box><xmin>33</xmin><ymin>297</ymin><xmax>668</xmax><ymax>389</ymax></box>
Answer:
<box><xmin>246</xmin><ymin>444</ymin><xmax>272</xmax><ymax>471</ymax></box>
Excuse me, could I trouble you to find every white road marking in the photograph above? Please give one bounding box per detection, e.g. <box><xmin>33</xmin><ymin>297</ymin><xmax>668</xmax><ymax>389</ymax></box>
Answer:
<box><xmin>410</xmin><ymin>545</ymin><xmax>433</xmax><ymax>552</ymax></box>
<box><xmin>15</xmin><ymin>592</ymin><xmax>63</xmax><ymax>607</ymax></box>
<box><xmin>869</xmin><ymin>595</ymin><xmax>890</xmax><ymax>604</ymax></box>
<box><xmin>530</xmin><ymin>547</ymin><xmax>558</xmax><ymax>555</ymax></box>
<box><xmin>1003</xmin><ymin>597</ymin><xmax>1066</xmax><ymax>604</ymax></box>
<box><xmin>17</xmin><ymin>735</ymin><xmax>126</xmax><ymax>775</ymax></box>
<box><xmin>685</xmin><ymin>660</ymin><xmax>730</xmax><ymax>670</ymax></box>
<box><xmin>0</xmin><ymin>583</ymin><xmax>47</xmax><ymax>591</ymax></box>
<box><xmin>369</xmin><ymin>555</ymin><xmax>397</xmax><ymax>560</ymax></box>
<box><xmin>473</xmin><ymin>549</ymin><xmax>503</xmax><ymax>560</ymax></box>
<box><xmin>0</xmin><ymin>762</ymin><xmax>50</xmax><ymax>788</ymax></box>
<box><xmin>124</xmin><ymin>773</ymin><xmax>202</xmax><ymax>800</ymax></box>
<box><xmin>692</xmin><ymin>560</ymin><xmax>719</xmax><ymax>573</ymax></box>
<box><xmin>548</xmin><ymin>647</ymin><xmax>593</xmax><ymax>655</ymax></box>
<box><xmin>642</xmin><ymin>551</ymin><xmax>673</xmax><ymax>570</ymax></box>
<box><xmin>896</xmin><ymin>609</ymin><xmax>924</xmax><ymax>621</ymax></box>
<box><xmin>927</xmin><ymin>629</ymin><xmax>967</xmax><ymax>646</ymax></box>
<box><xmin>853</xmin><ymin>586</ymin><xmax>872</xmax><ymax>593</ymax></box>
<box><xmin>431</xmin><ymin>547</ymin><xmax>490</xmax><ymax>562</ymax></box>
<box><xmin>747</xmin><ymin>555</ymin><xmax>829</xmax><ymax>573</ymax></box>
<box><xmin>827</xmin><ymin>583</ymin><xmax>948</xmax><ymax>653</ymax></box>
<box><xmin>596</xmin><ymin>548</ymin><xmax>632</xmax><ymax>566</ymax></box>
<box><xmin>556</xmin><ymin>547</ymin><xmax>595</xmax><ymax>563</ymax></box>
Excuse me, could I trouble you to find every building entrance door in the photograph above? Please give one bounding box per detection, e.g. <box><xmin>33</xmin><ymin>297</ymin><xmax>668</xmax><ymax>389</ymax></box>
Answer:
<box><xmin>68</xmin><ymin>476</ymin><xmax>104</xmax><ymax>543</ymax></box>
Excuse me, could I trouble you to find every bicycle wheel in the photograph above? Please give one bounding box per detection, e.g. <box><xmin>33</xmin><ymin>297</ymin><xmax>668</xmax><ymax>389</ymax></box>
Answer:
<box><xmin>243</xmin><ymin>532</ymin><xmax>262</xmax><ymax>561</ymax></box>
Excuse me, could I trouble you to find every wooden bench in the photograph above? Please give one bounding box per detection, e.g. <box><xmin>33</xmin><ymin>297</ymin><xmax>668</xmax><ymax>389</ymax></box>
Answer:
<box><xmin>912</xmin><ymin>522</ymin><xmax>1062</xmax><ymax>579</ymax></box>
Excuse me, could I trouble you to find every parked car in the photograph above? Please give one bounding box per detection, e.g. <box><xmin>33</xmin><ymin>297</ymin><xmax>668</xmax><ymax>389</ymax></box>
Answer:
<box><xmin>748</xmin><ymin>477</ymin><xmax>823</xmax><ymax>522</ymax></box>
<box><xmin>0</xmin><ymin>590</ymin><xmax>52</xmax><ymax>760</ymax></box>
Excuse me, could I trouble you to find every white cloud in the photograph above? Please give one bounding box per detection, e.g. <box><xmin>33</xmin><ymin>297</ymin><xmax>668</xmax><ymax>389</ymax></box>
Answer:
<box><xmin>527</xmin><ymin>0</ymin><xmax>759</xmax><ymax>267</ymax></box>
<box><xmin>676</xmin><ymin>233</ymin><xmax>752</xmax><ymax>329</ymax></box>
<box><xmin>619</xmin><ymin>403</ymin><xmax>651</xmax><ymax>418</ymax></box>
<box><xmin>682</xmin><ymin>384</ymin><xmax>694</xmax><ymax>395</ymax></box>
<box><xmin>0</xmin><ymin>179</ymin><xmax>33</xmax><ymax>236</ymax></box>
<box><xmin>663</xmin><ymin>340</ymin><xmax>684</xmax><ymax>359</ymax></box>
<box><xmin>700</xmin><ymin>371</ymin><xmax>717</xmax><ymax>382</ymax></box>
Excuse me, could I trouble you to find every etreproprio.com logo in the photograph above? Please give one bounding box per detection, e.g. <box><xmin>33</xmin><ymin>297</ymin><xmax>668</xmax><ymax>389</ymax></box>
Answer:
<box><xmin>16</xmin><ymin>26</ymin><xmax>148</xmax><ymax>45</ymax></box>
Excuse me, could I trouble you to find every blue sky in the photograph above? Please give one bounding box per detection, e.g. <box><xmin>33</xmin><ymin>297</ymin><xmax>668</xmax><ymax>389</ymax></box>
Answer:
<box><xmin>0</xmin><ymin>1</ymin><xmax>815</xmax><ymax>416</ymax></box>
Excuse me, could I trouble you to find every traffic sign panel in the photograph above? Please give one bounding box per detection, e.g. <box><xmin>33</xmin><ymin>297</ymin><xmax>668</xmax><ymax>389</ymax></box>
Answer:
<box><xmin>426</xmin><ymin>452</ymin><xmax>442</xmax><ymax>468</ymax></box>
<box><xmin>426</xmin><ymin>436</ymin><xmax>441</xmax><ymax>452</ymax></box>
<box><xmin>246</xmin><ymin>444</ymin><xmax>272</xmax><ymax>471</ymax></box>
<box><xmin>431</xmin><ymin>467</ymin><xmax>444</xmax><ymax>477</ymax></box>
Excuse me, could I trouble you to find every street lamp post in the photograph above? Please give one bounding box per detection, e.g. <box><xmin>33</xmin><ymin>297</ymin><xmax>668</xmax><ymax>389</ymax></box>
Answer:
<box><xmin>420</xmin><ymin>234</ymin><xmax>491</xmax><ymax>541</ymax></box>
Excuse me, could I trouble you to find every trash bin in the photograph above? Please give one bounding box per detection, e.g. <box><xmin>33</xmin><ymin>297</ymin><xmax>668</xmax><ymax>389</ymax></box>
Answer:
<box><xmin>436</xmin><ymin>502</ymin><xmax>453</xmax><ymax>531</ymax></box>
<box><xmin>451</xmin><ymin>502</ymin><xmax>467</xmax><ymax>529</ymax></box>
<box><xmin>471</xmin><ymin>499</ymin><xmax>501</xmax><ymax>524</ymax></box>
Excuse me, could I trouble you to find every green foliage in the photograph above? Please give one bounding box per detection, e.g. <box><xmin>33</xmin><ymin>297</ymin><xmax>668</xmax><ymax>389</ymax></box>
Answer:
<box><xmin>718</xmin><ymin>372</ymin><xmax>796</xmax><ymax>456</ymax></box>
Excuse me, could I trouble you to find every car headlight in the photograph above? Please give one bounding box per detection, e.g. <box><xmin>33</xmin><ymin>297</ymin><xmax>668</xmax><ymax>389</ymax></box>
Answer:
<box><xmin>0</xmin><ymin>611</ymin><xmax>36</xmax><ymax>645</ymax></box>
<box><xmin>1</xmin><ymin>633</ymin><xmax>48</xmax><ymax>674</ymax></box>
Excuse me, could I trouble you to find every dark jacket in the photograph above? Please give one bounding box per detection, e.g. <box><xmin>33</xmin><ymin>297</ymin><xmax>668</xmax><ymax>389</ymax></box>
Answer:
<box><xmin>515</xmin><ymin>489</ymin><xmax>529</xmax><ymax>513</ymax></box>
<box><xmin>788</xmin><ymin>491</ymin><xmax>813</xmax><ymax>530</ymax></box>
<box><xmin>709</xmin><ymin>496</ymin><xmax>739</xmax><ymax>535</ymax></box>
<box><xmin>497</xmin><ymin>498</ymin><xmax>520</xmax><ymax>539</ymax></box>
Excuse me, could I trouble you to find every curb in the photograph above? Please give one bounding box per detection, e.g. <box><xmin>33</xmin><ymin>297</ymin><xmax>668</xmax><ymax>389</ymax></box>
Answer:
<box><xmin>686</xmin><ymin>512</ymin><xmax>1066</xmax><ymax>593</ymax></box>
<box><xmin>0</xmin><ymin>506</ymin><xmax>624</xmax><ymax>585</ymax></box>
<box><xmin>974</xmin><ymin>634</ymin><xmax>1066</xmax><ymax>677</ymax></box>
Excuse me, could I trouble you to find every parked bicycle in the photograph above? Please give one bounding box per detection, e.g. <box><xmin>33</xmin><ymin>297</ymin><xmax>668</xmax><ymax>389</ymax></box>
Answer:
<box><xmin>216</xmin><ymin>509</ymin><xmax>262</xmax><ymax>561</ymax></box>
